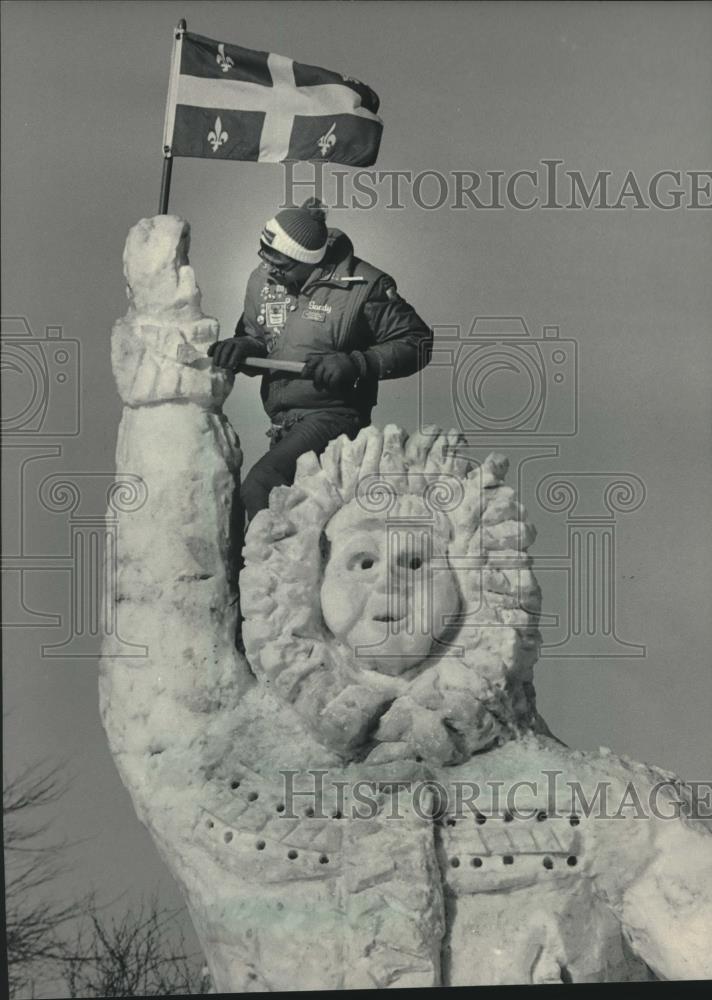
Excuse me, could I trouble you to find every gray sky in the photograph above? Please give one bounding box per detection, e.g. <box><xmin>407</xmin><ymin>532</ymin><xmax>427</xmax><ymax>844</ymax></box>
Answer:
<box><xmin>2</xmin><ymin>0</ymin><xmax>711</xmax><ymax>950</ymax></box>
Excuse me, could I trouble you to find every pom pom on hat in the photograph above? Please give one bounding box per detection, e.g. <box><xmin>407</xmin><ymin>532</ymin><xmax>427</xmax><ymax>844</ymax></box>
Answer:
<box><xmin>261</xmin><ymin>198</ymin><xmax>329</xmax><ymax>264</ymax></box>
<box><xmin>300</xmin><ymin>197</ymin><xmax>328</xmax><ymax>223</ymax></box>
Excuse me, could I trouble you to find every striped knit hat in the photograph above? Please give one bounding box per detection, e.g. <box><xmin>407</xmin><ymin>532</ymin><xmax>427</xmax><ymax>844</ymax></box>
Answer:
<box><xmin>260</xmin><ymin>198</ymin><xmax>328</xmax><ymax>264</ymax></box>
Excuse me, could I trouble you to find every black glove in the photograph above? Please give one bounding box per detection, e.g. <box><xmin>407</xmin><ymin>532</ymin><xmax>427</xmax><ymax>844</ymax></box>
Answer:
<box><xmin>303</xmin><ymin>352</ymin><xmax>359</xmax><ymax>392</ymax></box>
<box><xmin>207</xmin><ymin>337</ymin><xmax>258</xmax><ymax>373</ymax></box>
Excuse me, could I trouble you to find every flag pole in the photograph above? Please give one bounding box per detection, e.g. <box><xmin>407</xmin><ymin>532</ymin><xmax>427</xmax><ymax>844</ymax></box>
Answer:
<box><xmin>158</xmin><ymin>157</ymin><xmax>173</xmax><ymax>216</ymax></box>
<box><xmin>158</xmin><ymin>18</ymin><xmax>186</xmax><ymax>214</ymax></box>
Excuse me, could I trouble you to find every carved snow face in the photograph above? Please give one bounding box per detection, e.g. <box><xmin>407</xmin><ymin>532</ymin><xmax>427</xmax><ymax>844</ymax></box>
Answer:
<box><xmin>320</xmin><ymin>502</ymin><xmax>460</xmax><ymax>675</ymax></box>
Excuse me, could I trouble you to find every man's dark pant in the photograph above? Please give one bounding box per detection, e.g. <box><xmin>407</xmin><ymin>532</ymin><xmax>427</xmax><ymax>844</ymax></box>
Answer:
<box><xmin>240</xmin><ymin>409</ymin><xmax>365</xmax><ymax>522</ymax></box>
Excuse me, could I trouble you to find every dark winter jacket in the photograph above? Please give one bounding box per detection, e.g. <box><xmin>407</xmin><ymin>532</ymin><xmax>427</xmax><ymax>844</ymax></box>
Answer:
<box><xmin>233</xmin><ymin>229</ymin><xmax>433</xmax><ymax>422</ymax></box>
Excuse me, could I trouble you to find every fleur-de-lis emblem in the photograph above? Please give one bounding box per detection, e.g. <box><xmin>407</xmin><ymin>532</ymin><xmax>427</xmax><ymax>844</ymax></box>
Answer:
<box><xmin>207</xmin><ymin>116</ymin><xmax>228</xmax><ymax>153</ymax></box>
<box><xmin>317</xmin><ymin>122</ymin><xmax>337</xmax><ymax>157</ymax></box>
<box><xmin>216</xmin><ymin>43</ymin><xmax>234</xmax><ymax>73</ymax></box>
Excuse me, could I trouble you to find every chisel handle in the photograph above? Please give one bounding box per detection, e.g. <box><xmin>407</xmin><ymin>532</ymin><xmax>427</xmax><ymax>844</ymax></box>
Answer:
<box><xmin>244</xmin><ymin>357</ymin><xmax>306</xmax><ymax>374</ymax></box>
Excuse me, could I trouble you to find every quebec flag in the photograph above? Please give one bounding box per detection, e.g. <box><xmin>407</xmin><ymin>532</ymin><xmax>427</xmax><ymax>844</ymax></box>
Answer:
<box><xmin>163</xmin><ymin>30</ymin><xmax>383</xmax><ymax>166</ymax></box>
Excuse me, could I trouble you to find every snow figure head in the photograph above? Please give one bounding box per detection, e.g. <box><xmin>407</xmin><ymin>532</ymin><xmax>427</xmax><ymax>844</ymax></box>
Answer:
<box><xmin>240</xmin><ymin>425</ymin><xmax>542</xmax><ymax>765</ymax></box>
<box><xmin>320</xmin><ymin>494</ymin><xmax>460</xmax><ymax>675</ymax></box>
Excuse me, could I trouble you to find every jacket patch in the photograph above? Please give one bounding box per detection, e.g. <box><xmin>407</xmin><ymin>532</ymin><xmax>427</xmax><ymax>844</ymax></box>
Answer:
<box><xmin>266</xmin><ymin>302</ymin><xmax>288</xmax><ymax>327</ymax></box>
<box><xmin>302</xmin><ymin>308</ymin><xmax>327</xmax><ymax>322</ymax></box>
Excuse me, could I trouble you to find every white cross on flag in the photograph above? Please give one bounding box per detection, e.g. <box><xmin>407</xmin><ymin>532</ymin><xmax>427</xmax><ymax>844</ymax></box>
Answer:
<box><xmin>163</xmin><ymin>30</ymin><xmax>383</xmax><ymax>166</ymax></box>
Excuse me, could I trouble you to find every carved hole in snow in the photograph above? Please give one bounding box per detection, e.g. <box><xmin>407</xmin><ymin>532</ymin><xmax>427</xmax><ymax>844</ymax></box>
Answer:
<box><xmin>567</xmin><ymin>856</ymin><xmax>578</xmax><ymax>867</ymax></box>
<box><xmin>569</xmin><ymin>815</ymin><xmax>580</xmax><ymax>826</ymax></box>
<box><xmin>559</xmin><ymin>965</ymin><xmax>573</xmax><ymax>984</ymax></box>
<box><xmin>318</xmin><ymin>530</ymin><xmax>331</xmax><ymax>564</ymax></box>
<box><xmin>471</xmin><ymin>857</ymin><xmax>483</xmax><ymax>868</ymax></box>
<box><xmin>450</xmin><ymin>857</ymin><xmax>460</xmax><ymax>868</ymax></box>
<box><xmin>224</xmin><ymin>831</ymin><xmax>233</xmax><ymax>843</ymax></box>
<box><xmin>247</xmin><ymin>791</ymin><xmax>259</xmax><ymax>801</ymax></box>
<box><xmin>276</xmin><ymin>803</ymin><xmax>285</xmax><ymax>813</ymax></box>
<box><xmin>305</xmin><ymin>806</ymin><xmax>315</xmax><ymax>817</ymax></box>
<box><xmin>503</xmin><ymin>855</ymin><xmax>514</xmax><ymax>865</ymax></box>
<box><xmin>332</xmin><ymin>810</ymin><xmax>342</xmax><ymax>819</ymax></box>
<box><xmin>287</xmin><ymin>849</ymin><xmax>298</xmax><ymax>860</ymax></box>
<box><xmin>543</xmin><ymin>856</ymin><xmax>553</xmax><ymax>869</ymax></box>
<box><xmin>415</xmin><ymin>756</ymin><xmax>424</xmax><ymax>763</ymax></box>
<box><xmin>256</xmin><ymin>840</ymin><xmax>266</xmax><ymax>851</ymax></box>
<box><xmin>537</xmin><ymin>810</ymin><xmax>548</xmax><ymax>822</ymax></box>
<box><xmin>231</xmin><ymin>780</ymin><xmax>241</xmax><ymax>790</ymax></box>
<box><xmin>206</xmin><ymin>819</ymin><xmax>214</xmax><ymax>829</ymax></box>
<box><xmin>319</xmin><ymin>854</ymin><xmax>329</xmax><ymax>864</ymax></box>
<box><xmin>503</xmin><ymin>811</ymin><xmax>513</xmax><ymax>823</ymax></box>
<box><xmin>475</xmin><ymin>813</ymin><xmax>487</xmax><ymax>825</ymax></box>
<box><xmin>446</xmin><ymin>817</ymin><xmax>456</xmax><ymax>827</ymax></box>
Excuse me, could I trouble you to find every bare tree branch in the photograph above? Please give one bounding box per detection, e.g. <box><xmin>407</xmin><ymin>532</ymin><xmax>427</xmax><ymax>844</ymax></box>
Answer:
<box><xmin>4</xmin><ymin>760</ymin><xmax>86</xmax><ymax>998</ymax></box>
<box><xmin>58</xmin><ymin>896</ymin><xmax>209</xmax><ymax>997</ymax></box>
<box><xmin>4</xmin><ymin>760</ymin><xmax>209</xmax><ymax>997</ymax></box>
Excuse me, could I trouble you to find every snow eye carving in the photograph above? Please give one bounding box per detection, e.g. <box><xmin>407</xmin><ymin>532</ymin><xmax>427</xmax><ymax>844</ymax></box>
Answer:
<box><xmin>347</xmin><ymin>552</ymin><xmax>376</xmax><ymax>571</ymax></box>
<box><xmin>396</xmin><ymin>549</ymin><xmax>425</xmax><ymax>572</ymax></box>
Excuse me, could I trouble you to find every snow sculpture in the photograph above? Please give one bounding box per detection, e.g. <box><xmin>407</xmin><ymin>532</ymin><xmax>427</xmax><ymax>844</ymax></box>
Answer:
<box><xmin>101</xmin><ymin>217</ymin><xmax>712</xmax><ymax>991</ymax></box>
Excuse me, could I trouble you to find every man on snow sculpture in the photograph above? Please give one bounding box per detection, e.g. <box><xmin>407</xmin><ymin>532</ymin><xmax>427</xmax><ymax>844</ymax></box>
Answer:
<box><xmin>207</xmin><ymin>198</ymin><xmax>433</xmax><ymax>520</ymax></box>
